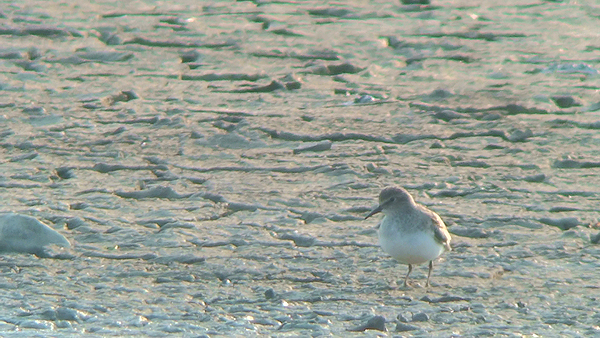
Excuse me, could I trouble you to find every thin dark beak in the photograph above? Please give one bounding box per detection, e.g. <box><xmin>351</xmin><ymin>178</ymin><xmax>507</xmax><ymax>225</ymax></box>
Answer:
<box><xmin>365</xmin><ymin>205</ymin><xmax>383</xmax><ymax>219</ymax></box>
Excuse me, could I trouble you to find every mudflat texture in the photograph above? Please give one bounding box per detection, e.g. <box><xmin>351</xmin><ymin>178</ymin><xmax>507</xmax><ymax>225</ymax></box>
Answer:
<box><xmin>1</xmin><ymin>0</ymin><xmax>600</xmax><ymax>336</ymax></box>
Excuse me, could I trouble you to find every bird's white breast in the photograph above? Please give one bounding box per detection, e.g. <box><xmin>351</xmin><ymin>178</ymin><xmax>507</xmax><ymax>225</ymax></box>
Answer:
<box><xmin>378</xmin><ymin>215</ymin><xmax>445</xmax><ymax>265</ymax></box>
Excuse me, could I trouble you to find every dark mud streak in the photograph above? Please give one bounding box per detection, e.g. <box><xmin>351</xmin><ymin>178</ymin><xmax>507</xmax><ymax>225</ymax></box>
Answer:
<box><xmin>123</xmin><ymin>36</ymin><xmax>239</xmax><ymax>49</ymax></box>
<box><xmin>258</xmin><ymin>127</ymin><xmax>533</xmax><ymax>144</ymax></box>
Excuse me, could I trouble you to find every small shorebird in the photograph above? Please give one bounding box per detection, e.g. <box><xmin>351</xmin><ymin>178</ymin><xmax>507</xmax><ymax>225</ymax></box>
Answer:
<box><xmin>365</xmin><ymin>186</ymin><xmax>451</xmax><ymax>287</ymax></box>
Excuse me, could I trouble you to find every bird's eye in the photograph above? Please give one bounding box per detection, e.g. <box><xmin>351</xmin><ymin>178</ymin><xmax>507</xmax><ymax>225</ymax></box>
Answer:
<box><xmin>389</xmin><ymin>197</ymin><xmax>396</xmax><ymax>202</ymax></box>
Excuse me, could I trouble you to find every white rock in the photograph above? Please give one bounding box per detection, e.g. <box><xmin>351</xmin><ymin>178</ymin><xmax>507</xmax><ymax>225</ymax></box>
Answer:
<box><xmin>0</xmin><ymin>214</ymin><xmax>70</xmax><ymax>256</ymax></box>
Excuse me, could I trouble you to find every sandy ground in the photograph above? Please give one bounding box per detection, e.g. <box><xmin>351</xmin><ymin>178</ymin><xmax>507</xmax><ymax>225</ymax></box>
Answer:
<box><xmin>1</xmin><ymin>0</ymin><xmax>600</xmax><ymax>336</ymax></box>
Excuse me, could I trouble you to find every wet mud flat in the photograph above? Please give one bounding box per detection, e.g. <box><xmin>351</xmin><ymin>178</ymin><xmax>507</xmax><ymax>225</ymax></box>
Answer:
<box><xmin>1</xmin><ymin>0</ymin><xmax>600</xmax><ymax>336</ymax></box>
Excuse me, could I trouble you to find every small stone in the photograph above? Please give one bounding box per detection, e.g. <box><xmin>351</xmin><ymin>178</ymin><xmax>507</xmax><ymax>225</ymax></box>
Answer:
<box><xmin>434</xmin><ymin>110</ymin><xmax>467</xmax><ymax>121</ymax></box>
<box><xmin>56</xmin><ymin>167</ymin><xmax>76</xmax><ymax>179</ymax></box>
<box><xmin>69</xmin><ymin>202</ymin><xmax>89</xmax><ymax>210</ymax></box>
<box><xmin>348</xmin><ymin>315</ymin><xmax>386</xmax><ymax>332</ymax></box>
<box><xmin>481</xmin><ymin>112</ymin><xmax>502</xmax><ymax>120</ymax></box>
<box><xmin>264</xmin><ymin>288</ymin><xmax>276</xmax><ymax>299</ymax></box>
<box><xmin>428</xmin><ymin>88</ymin><xmax>454</xmax><ymax>99</ymax></box>
<box><xmin>551</xmin><ymin>95</ymin><xmax>581</xmax><ymax>108</ymax></box>
<box><xmin>354</xmin><ymin>95</ymin><xmax>375</xmax><ymax>104</ymax></box>
<box><xmin>121</xmin><ymin>90</ymin><xmax>139</xmax><ymax>101</ymax></box>
<box><xmin>397</xmin><ymin>314</ymin><xmax>409</xmax><ymax>323</ymax></box>
<box><xmin>591</xmin><ymin>232</ymin><xmax>600</xmax><ymax>244</ymax></box>
<box><xmin>180</xmin><ymin>50</ymin><xmax>201</xmax><ymax>63</ymax></box>
<box><xmin>66</xmin><ymin>217</ymin><xmax>86</xmax><ymax>229</ymax></box>
<box><xmin>462</xmin><ymin>286</ymin><xmax>477</xmax><ymax>293</ymax></box>
<box><xmin>412</xmin><ymin>313</ymin><xmax>429</xmax><ymax>322</ymax></box>
<box><xmin>523</xmin><ymin>173</ymin><xmax>546</xmax><ymax>182</ymax></box>
<box><xmin>538</xmin><ymin>217</ymin><xmax>579</xmax><ymax>230</ymax></box>
<box><xmin>293</xmin><ymin>140</ymin><xmax>332</xmax><ymax>154</ymax></box>
<box><xmin>430</xmin><ymin>141</ymin><xmax>445</xmax><ymax>149</ymax></box>
<box><xmin>396</xmin><ymin>322</ymin><xmax>420</xmax><ymax>332</ymax></box>
<box><xmin>507</xmin><ymin>128</ymin><xmax>533</xmax><ymax>142</ymax></box>
<box><xmin>190</xmin><ymin>131</ymin><xmax>204</xmax><ymax>139</ymax></box>
<box><xmin>27</xmin><ymin>47</ymin><xmax>42</xmax><ymax>60</ymax></box>
<box><xmin>549</xmin><ymin>206</ymin><xmax>579</xmax><ymax>212</ymax></box>
<box><xmin>366</xmin><ymin>162</ymin><xmax>390</xmax><ymax>174</ymax></box>
<box><xmin>484</xmin><ymin>144</ymin><xmax>505</xmax><ymax>150</ymax></box>
<box><xmin>22</xmin><ymin>106</ymin><xmax>46</xmax><ymax>116</ymax></box>
<box><xmin>285</xmin><ymin>81</ymin><xmax>301</xmax><ymax>90</ymax></box>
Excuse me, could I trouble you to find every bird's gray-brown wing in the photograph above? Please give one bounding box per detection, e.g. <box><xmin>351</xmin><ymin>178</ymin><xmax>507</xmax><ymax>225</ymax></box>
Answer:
<box><xmin>420</xmin><ymin>206</ymin><xmax>452</xmax><ymax>251</ymax></box>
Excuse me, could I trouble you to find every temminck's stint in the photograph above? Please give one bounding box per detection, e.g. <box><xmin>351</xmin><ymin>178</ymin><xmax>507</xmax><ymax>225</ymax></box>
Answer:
<box><xmin>365</xmin><ymin>186</ymin><xmax>451</xmax><ymax>287</ymax></box>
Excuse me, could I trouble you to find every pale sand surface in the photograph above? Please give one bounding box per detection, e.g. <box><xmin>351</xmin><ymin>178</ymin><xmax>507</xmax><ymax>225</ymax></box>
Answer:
<box><xmin>1</xmin><ymin>1</ymin><xmax>599</xmax><ymax>336</ymax></box>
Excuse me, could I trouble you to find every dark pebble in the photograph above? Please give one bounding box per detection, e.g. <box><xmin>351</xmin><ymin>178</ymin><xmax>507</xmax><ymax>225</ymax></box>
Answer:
<box><xmin>285</xmin><ymin>81</ymin><xmax>301</xmax><ymax>90</ymax></box>
<box><xmin>70</xmin><ymin>202</ymin><xmax>89</xmax><ymax>210</ymax></box>
<box><xmin>434</xmin><ymin>110</ymin><xmax>467</xmax><ymax>121</ymax></box>
<box><xmin>453</xmin><ymin>160</ymin><xmax>490</xmax><ymax>168</ymax></box>
<box><xmin>355</xmin><ymin>95</ymin><xmax>375</xmax><ymax>104</ymax></box>
<box><xmin>484</xmin><ymin>144</ymin><xmax>505</xmax><ymax>150</ymax></box>
<box><xmin>348</xmin><ymin>315</ymin><xmax>386</xmax><ymax>332</ymax></box>
<box><xmin>507</xmin><ymin>128</ymin><xmax>533</xmax><ymax>142</ymax></box>
<box><xmin>397</xmin><ymin>314</ymin><xmax>409</xmax><ymax>323</ymax></box>
<box><xmin>326</xmin><ymin>62</ymin><xmax>364</xmax><ymax>75</ymax></box>
<box><xmin>56</xmin><ymin>167</ymin><xmax>76</xmax><ymax>179</ymax></box>
<box><xmin>523</xmin><ymin>173</ymin><xmax>546</xmax><ymax>182</ymax></box>
<box><xmin>66</xmin><ymin>217</ymin><xmax>86</xmax><ymax>230</ymax></box>
<box><xmin>121</xmin><ymin>90</ymin><xmax>139</xmax><ymax>101</ymax></box>
<box><xmin>27</xmin><ymin>47</ymin><xmax>42</xmax><ymax>60</ymax></box>
<box><xmin>264</xmin><ymin>288</ymin><xmax>276</xmax><ymax>299</ymax></box>
<box><xmin>0</xmin><ymin>51</ymin><xmax>22</xmax><ymax>59</ymax></box>
<box><xmin>538</xmin><ymin>217</ymin><xmax>579</xmax><ymax>230</ymax></box>
<box><xmin>422</xmin><ymin>295</ymin><xmax>470</xmax><ymax>303</ymax></box>
<box><xmin>396</xmin><ymin>322</ymin><xmax>420</xmax><ymax>332</ymax></box>
<box><xmin>293</xmin><ymin>140</ymin><xmax>332</xmax><ymax>154</ymax></box>
<box><xmin>428</xmin><ymin>88</ymin><xmax>454</xmax><ymax>99</ymax></box>
<box><xmin>430</xmin><ymin>141</ymin><xmax>445</xmax><ymax>148</ymax></box>
<box><xmin>401</xmin><ymin>0</ymin><xmax>430</xmax><ymax>4</ymax></box>
<box><xmin>180</xmin><ymin>50</ymin><xmax>201</xmax><ymax>63</ymax></box>
<box><xmin>190</xmin><ymin>131</ymin><xmax>204</xmax><ymax>139</ymax></box>
<box><xmin>591</xmin><ymin>232</ymin><xmax>600</xmax><ymax>244</ymax></box>
<box><xmin>553</xmin><ymin>159</ymin><xmax>600</xmax><ymax>168</ymax></box>
<box><xmin>22</xmin><ymin>106</ymin><xmax>46</xmax><ymax>116</ymax></box>
<box><xmin>412</xmin><ymin>313</ymin><xmax>429</xmax><ymax>322</ymax></box>
<box><xmin>278</xmin><ymin>233</ymin><xmax>316</xmax><ymax>247</ymax></box>
<box><xmin>549</xmin><ymin>206</ymin><xmax>579</xmax><ymax>212</ymax></box>
<box><xmin>551</xmin><ymin>95</ymin><xmax>581</xmax><ymax>108</ymax></box>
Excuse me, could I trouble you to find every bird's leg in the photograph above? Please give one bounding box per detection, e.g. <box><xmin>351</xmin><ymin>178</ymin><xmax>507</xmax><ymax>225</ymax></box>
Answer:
<box><xmin>404</xmin><ymin>264</ymin><xmax>413</xmax><ymax>287</ymax></box>
<box><xmin>426</xmin><ymin>261</ymin><xmax>433</xmax><ymax>287</ymax></box>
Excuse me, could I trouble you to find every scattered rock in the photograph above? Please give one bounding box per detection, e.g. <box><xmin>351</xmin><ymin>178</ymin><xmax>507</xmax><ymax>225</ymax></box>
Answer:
<box><xmin>434</xmin><ymin>110</ymin><xmax>468</xmax><ymax>121</ymax></box>
<box><xmin>401</xmin><ymin>0</ymin><xmax>430</xmax><ymax>5</ymax></box>
<box><xmin>523</xmin><ymin>173</ymin><xmax>546</xmax><ymax>182</ymax></box>
<box><xmin>411</xmin><ymin>313</ymin><xmax>429</xmax><ymax>322</ymax></box>
<box><xmin>538</xmin><ymin>217</ymin><xmax>579</xmax><ymax>230</ymax></box>
<box><xmin>430</xmin><ymin>141</ymin><xmax>445</xmax><ymax>148</ymax></box>
<box><xmin>421</xmin><ymin>295</ymin><xmax>470</xmax><ymax>303</ymax></box>
<box><xmin>453</xmin><ymin>160</ymin><xmax>490</xmax><ymax>168</ymax></box>
<box><xmin>0</xmin><ymin>214</ymin><xmax>70</xmax><ymax>257</ymax></box>
<box><xmin>396</xmin><ymin>322</ymin><xmax>420</xmax><ymax>332</ymax></box>
<box><xmin>293</xmin><ymin>140</ymin><xmax>333</xmax><ymax>154</ymax></box>
<box><xmin>551</xmin><ymin>95</ymin><xmax>582</xmax><ymax>108</ymax></box>
<box><xmin>348</xmin><ymin>315</ymin><xmax>386</xmax><ymax>332</ymax></box>
<box><xmin>264</xmin><ymin>288</ymin><xmax>277</xmax><ymax>299</ymax></box>
<box><xmin>591</xmin><ymin>232</ymin><xmax>600</xmax><ymax>244</ymax></box>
